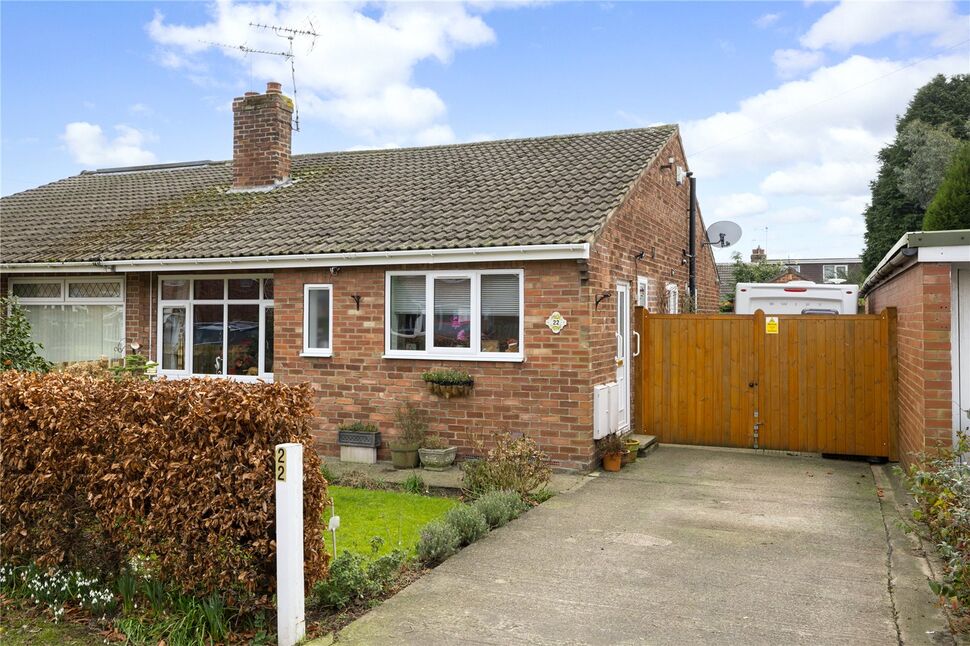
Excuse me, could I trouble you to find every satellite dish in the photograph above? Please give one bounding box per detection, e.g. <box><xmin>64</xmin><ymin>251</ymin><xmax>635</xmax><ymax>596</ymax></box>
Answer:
<box><xmin>704</xmin><ymin>220</ymin><xmax>742</xmax><ymax>248</ymax></box>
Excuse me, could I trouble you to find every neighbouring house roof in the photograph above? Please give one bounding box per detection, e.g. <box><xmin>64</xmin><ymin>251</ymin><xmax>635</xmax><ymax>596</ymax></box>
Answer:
<box><xmin>716</xmin><ymin>264</ymin><xmax>737</xmax><ymax>299</ymax></box>
<box><xmin>861</xmin><ymin>229</ymin><xmax>970</xmax><ymax>296</ymax></box>
<box><xmin>0</xmin><ymin>126</ymin><xmax>678</xmax><ymax>267</ymax></box>
<box><xmin>771</xmin><ymin>267</ymin><xmax>811</xmax><ymax>282</ymax></box>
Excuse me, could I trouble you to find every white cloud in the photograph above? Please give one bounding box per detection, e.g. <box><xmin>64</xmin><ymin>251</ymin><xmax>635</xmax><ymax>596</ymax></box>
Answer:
<box><xmin>129</xmin><ymin>103</ymin><xmax>153</xmax><ymax>115</ymax></box>
<box><xmin>801</xmin><ymin>1</ymin><xmax>969</xmax><ymax>51</ymax></box>
<box><xmin>147</xmin><ymin>1</ymin><xmax>497</xmax><ymax>147</ymax></box>
<box><xmin>709</xmin><ymin>192</ymin><xmax>769</xmax><ymax>219</ymax></box>
<box><xmin>823</xmin><ymin>215</ymin><xmax>865</xmax><ymax>236</ymax></box>
<box><xmin>61</xmin><ymin>122</ymin><xmax>157</xmax><ymax>167</ymax></box>
<box><xmin>772</xmin><ymin>49</ymin><xmax>825</xmax><ymax>79</ymax></box>
<box><xmin>760</xmin><ymin>161</ymin><xmax>877</xmax><ymax>197</ymax></box>
<box><xmin>683</xmin><ymin>52</ymin><xmax>968</xmax><ymax>179</ymax></box>
<box><xmin>769</xmin><ymin>206</ymin><xmax>822</xmax><ymax>224</ymax></box>
<box><xmin>754</xmin><ymin>13</ymin><xmax>781</xmax><ymax>29</ymax></box>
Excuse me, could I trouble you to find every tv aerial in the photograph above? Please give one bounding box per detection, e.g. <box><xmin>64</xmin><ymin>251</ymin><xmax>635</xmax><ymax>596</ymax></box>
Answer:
<box><xmin>703</xmin><ymin>220</ymin><xmax>742</xmax><ymax>248</ymax></box>
<box><xmin>201</xmin><ymin>19</ymin><xmax>319</xmax><ymax>132</ymax></box>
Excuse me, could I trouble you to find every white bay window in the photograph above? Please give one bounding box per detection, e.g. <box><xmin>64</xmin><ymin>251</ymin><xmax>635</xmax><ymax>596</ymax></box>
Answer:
<box><xmin>385</xmin><ymin>269</ymin><xmax>523</xmax><ymax>361</ymax></box>
<box><xmin>157</xmin><ymin>275</ymin><xmax>274</xmax><ymax>381</ymax></box>
<box><xmin>9</xmin><ymin>277</ymin><xmax>125</xmax><ymax>365</ymax></box>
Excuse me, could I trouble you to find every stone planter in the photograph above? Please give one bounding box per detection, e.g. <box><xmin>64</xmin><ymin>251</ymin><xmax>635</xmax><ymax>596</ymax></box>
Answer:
<box><xmin>389</xmin><ymin>441</ymin><xmax>421</xmax><ymax>469</ymax></box>
<box><xmin>419</xmin><ymin>446</ymin><xmax>458</xmax><ymax>471</ymax></box>
<box><xmin>338</xmin><ymin>429</ymin><xmax>381</xmax><ymax>464</ymax></box>
<box><xmin>426</xmin><ymin>382</ymin><xmax>473</xmax><ymax>399</ymax></box>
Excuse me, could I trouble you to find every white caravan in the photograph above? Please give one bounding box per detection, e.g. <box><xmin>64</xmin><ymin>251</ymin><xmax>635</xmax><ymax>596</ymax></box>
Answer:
<box><xmin>734</xmin><ymin>281</ymin><xmax>859</xmax><ymax>315</ymax></box>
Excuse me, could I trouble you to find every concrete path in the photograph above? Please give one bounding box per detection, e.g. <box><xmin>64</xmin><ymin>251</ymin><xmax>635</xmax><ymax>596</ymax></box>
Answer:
<box><xmin>333</xmin><ymin>446</ymin><xmax>905</xmax><ymax>645</ymax></box>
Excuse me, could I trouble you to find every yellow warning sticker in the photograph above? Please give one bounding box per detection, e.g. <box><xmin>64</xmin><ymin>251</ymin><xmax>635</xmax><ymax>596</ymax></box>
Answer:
<box><xmin>765</xmin><ymin>316</ymin><xmax>779</xmax><ymax>335</ymax></box>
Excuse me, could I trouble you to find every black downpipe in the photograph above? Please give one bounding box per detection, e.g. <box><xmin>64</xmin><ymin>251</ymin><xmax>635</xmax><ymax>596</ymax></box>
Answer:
<box><xmin>688</xmin><ymin>173</ymin><xmax>697</xmax><ymax>307</ymax></box>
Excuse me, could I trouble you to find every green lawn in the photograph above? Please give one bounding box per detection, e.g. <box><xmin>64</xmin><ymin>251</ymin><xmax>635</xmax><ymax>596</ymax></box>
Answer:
<box><xmin>325</xmin><ymin>486</ymin><xmax>458</xmax><ymax>559</ymax></box>
<box><xmin>0</xmin><ymin>607</ymin><xmax>101</xmax><ymax>646</ymax></box>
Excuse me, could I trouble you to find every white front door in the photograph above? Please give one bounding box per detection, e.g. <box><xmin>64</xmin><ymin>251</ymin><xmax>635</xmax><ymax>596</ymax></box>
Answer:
<box><xmin>616</xmin><ymin>282</ymin><xmax>631</xmax><ymax>432</ymax></box>
<box><xmin>957</xmin><ymin>269</ymin><xmax>970</xmax><ymax>442</ymax></box>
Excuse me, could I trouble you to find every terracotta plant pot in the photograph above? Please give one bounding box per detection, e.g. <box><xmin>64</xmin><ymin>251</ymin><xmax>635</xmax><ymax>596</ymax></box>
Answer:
<box><xmin>623</xmin><ymin>439</ymin><xmax>640</xmax><ymax>464</ymax></box>
<box><xmin>602</xmin><ymin>451</ymin><xmax>625</xmax><ymax>472</ymax></box>
<box><xmin>419</xmin><ymin>446</ymin><xmax>458</xmax><ymax>471</ymax></box>
<box><xmin>389</xmin><ymin>442</ymin><xmax>420</xmax><ymax>469</ymax></box>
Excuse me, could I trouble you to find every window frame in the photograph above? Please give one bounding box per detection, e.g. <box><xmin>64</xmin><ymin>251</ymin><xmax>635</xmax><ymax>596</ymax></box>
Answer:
<box><xmin>156</xmin><ymin>274</ymin><xmax>274</xmax><ymax>382</ymax></box>
<box><xmin>9</xmin><ymin>276</ymin><xmax>125</xmax><ymax>305</ymax></box>
<box><xmin>302</xmin><ymin>284</ymin><xmax>334</xmax><ymax>358</ymax></box>
<box><xmin>665</xmin><ymin>283</ymin><xmax>680</xmax><ymax>314</ymax></box>
<box><xmin>384</xmin><ymin>268</ymin><xmax>525</xmax><ymax>362</ymax></box>
<box><xmin>823</xmin><ymin>264</ymin><xmax>849</xmax><ymax>283</ymax></box>
<box><xmin>7</xmin><ymin>276</ymin><xmax>127</xmax><ymax>363</ymax></box>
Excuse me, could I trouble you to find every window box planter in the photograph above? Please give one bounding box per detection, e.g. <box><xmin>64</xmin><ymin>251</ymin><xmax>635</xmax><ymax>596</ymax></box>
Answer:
<box><xmin>422</xmin><ymin>369</ymin><xmax>474</xmax><ymax>399</ymax></box>
<box><xmin>338</xmin><ymin>423</ymin><xmax>380</xmax><ymax>464</ymax></box>
<box><xmin>338</xmin><ymin>429</ymin><xmax>382</xmax><ymax>448</ymax></box>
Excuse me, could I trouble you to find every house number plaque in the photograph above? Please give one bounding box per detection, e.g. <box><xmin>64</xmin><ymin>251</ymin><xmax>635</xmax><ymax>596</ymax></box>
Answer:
<box><xmin>275</xmin><ymin>446</ymin><xmax>287</xmax><ymax>482</ymax></box>
<box><xmin>546</xmin><ymin>311</ymin><xmax>567</xmax><ymax>334</ymax></box>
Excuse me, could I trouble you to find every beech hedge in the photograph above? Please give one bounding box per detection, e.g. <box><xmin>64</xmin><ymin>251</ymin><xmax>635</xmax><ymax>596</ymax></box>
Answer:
<box><xmin>0</xmin><ymin>371</ymin><xmax>329</xmax><ymax>608</ymax></box>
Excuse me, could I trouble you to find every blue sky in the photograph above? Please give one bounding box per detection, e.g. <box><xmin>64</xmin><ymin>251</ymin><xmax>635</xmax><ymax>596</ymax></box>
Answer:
<box><xmin>2</xmin><ymin>1</ymin><xmax>968</xmax><ymax>261</ymax></box>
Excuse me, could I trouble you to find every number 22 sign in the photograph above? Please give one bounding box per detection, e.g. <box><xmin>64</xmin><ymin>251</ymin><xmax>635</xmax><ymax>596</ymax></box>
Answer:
<box><xmin>275</xmin><ymin>447</ymin><xmax>287</xmax><ymax>482</ymax></box>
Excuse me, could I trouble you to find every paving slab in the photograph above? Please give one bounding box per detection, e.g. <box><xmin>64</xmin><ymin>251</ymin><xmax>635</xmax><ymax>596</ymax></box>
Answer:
<box><xmin>328</xmin><ymin>446</ymin><xmax>923</xmax><ymax>645</ymax></box>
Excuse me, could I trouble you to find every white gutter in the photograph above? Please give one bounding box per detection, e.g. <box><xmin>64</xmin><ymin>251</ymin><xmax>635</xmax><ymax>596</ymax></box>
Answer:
<box><xmin>0</xmin><ymin>243</ymin><xmax>591</xmax><ymax>274</ymax></box>
<box><xmin>859</xmin><ymin>233</ymin><xmax>913</xmax><ymax>296</ymax></box>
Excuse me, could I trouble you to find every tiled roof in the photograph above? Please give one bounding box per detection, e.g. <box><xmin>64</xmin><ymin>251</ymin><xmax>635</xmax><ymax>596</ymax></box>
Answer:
<box><xmin>716</xmin><ymin>263</ymin><xmax>736</xmax><ymax>298</ymax></box>
<box><xmin>1</xmin><ymin>126</ymin><xmax>677</xmax><ymax>264</ymax></box>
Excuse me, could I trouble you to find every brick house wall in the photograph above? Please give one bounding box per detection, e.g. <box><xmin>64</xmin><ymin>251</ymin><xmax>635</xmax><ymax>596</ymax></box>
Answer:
<box><xmin>587</xmin><ymin>133</ymin><xmax>719</xmax><ymax>395</ymax></box>
<box><xmin>272</xmin><ymin>260</ymin><xmax>597</xmax><ymax>470</ymax></box>
<box><xmin>866</xmin><ymin>262</ymin><xmax>953</xmax><ymax>467</ymax></box>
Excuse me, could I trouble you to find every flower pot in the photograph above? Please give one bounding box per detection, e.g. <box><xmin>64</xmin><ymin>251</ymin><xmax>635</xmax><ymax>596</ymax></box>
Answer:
<box><xmin>623</xmin><ymin>439</ymin><xmax>640</xmax><ymax>464</ymax></box>
<box><xmin>419</xmin><ymin>446</ymin><xmax>457</xmax><ymax>471</ymax></box>
<box><xmin>389</xmin><ymin>442</ymin><xmax>420</xmax><ymax>469</ymax></box>
<box><xmin>602</xmin><ymin>451</ymin><xmax>625</xmax><ymax>472</ymax></box>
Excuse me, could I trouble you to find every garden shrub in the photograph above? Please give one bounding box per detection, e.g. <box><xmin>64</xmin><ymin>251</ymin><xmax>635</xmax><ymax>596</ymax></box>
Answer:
<box><xmin>0</xmin><ymin>297</ymin><xmax>52</xmax><ymax>373</ymax></box>
<box><xmin>0</xmin><ymin>371</ymin><xmax>329</xmax><ymax>609</ymax></box>
<box><xmin>416</xmin><ymin>521</ymin><xmax>460</xmax><ymax>564</ymax></box>
<box><xmin>472</xmin><ymin>490</ymin><xmax>528</xmax><ymax>529</ymax></box>
<box><xmin>444</xmin><ymin>505</ymin><xmax>488</xmax><ymax>546</ymax></box>
<box><xmin>903</xmin><ymin>435</ymin><xmax>970</xmax><ymax>610</ymax></box>
<box><xmin>311</xmin><ymin>549</ymin><xmax>406</xmax><ymax>610</ymax></box>
<box><xmin>462</xmin><ymin>432</ymin><xmax>551</xmax><ymax>500</ymax></box>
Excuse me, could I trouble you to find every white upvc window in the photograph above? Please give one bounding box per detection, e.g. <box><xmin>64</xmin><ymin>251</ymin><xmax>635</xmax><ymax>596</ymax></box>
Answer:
<box><xmin>385</xmin><ymin>269</ymin><xmax>524</xmax><ymax>362</ymax></box>
<box><xmin>823</xmin><ymin>264</ymin><xmax>849</xmax><ymax>283</ymax></box>
<box><xmin>302</xmin><ymin>284</ymin><xmax>333</xmax><ymax>357</ymax></box>
<box><xmin>7</xmin><ymin>276</ymin><xmax>125</xmax><ymax>365</ymax></box>
<box><xmin>637</xmin><ymin>276</ymin><xmax>656</xmax><ymax>312</ymax></box>
<box><xmin>665</xmin><ymin>283</ymin><xmax>680</xmax><ymax>314</ymax></box>
<box><xmin>157</xmin><ymin>275</ymin><xmax>274</xmax><ymax>382</ymax></box>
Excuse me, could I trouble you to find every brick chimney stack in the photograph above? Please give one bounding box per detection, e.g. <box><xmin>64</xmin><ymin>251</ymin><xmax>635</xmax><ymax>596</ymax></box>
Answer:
<box><xmin>750</xmin><ymin>246</ymin><xmax>767</xmax><ymax>263</ymax></box>
<box><xmin>231</xmin><ymin>82</ymin><xmax>293</xmax><ymax>190</ymax></box>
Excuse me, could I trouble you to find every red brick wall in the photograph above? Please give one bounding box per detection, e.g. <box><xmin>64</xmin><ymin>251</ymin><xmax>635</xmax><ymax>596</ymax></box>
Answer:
<box><xmin>273</xmin><ymin>261</ymin><xmax>597</xmax><ymax>470</ymax></box>
<box><xmin>866</xmin><ymin>262</ymin><xmax>953</xmax><ymax>467</ymax></box>
<box><xmin>232</xmin><ymin>83</ymin><xmax>293</xmax><ymax>189</ymax></box>
<box><xmin>587</xmin><ymin>132</ymin><xmax>720</xmax><ymax>422</ymax></box>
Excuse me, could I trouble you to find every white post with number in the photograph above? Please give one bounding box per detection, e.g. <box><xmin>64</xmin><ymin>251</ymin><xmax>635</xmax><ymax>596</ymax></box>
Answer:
<box><xmin>275</xmin><ymin>443</ymin><xmax>305</xmax><ymax>646</ymax></box>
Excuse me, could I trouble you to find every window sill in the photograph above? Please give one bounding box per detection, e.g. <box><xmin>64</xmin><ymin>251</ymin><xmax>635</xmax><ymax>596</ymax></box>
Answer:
<box><xmin>155</xmin><ymin>372</ymin><xmax>274</xmax><ymax>383</ymax></box>
<box><xmin>300</xmin><ymin>351</ymin><xmax>333</xmax><ymax>358</ymax></box>
<box><xmin>382</xmin><ymin>352</ymin><xmax>525</xmax><ymax>363</ymax></box>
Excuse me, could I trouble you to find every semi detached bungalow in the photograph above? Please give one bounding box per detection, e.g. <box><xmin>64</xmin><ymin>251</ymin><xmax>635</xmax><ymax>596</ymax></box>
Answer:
<box><xmin>1</xmin><ymin>83</ymin><xmax>718</xmax><ymax>470</ymax></box>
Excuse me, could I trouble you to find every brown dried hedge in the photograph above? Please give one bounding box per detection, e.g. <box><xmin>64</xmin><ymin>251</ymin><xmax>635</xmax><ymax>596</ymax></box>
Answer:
<box><xmin>0</xmin><ymin>371</ymin><xmax>329</xmax><ymax>608</ymax></box>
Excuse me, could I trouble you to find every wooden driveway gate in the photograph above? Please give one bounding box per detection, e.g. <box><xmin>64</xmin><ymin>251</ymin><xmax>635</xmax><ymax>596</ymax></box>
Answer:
<box><xmin>633</xmin><ymin>309</ymin><xmax>897</xmax><ymax>460</ymax></box>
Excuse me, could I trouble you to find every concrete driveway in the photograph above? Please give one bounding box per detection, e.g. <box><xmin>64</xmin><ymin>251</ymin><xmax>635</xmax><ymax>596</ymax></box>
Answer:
<box><xmin>334</xmin><ymin>446</ymin><xmax>905</xmax><ymax>645</ymax></box>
